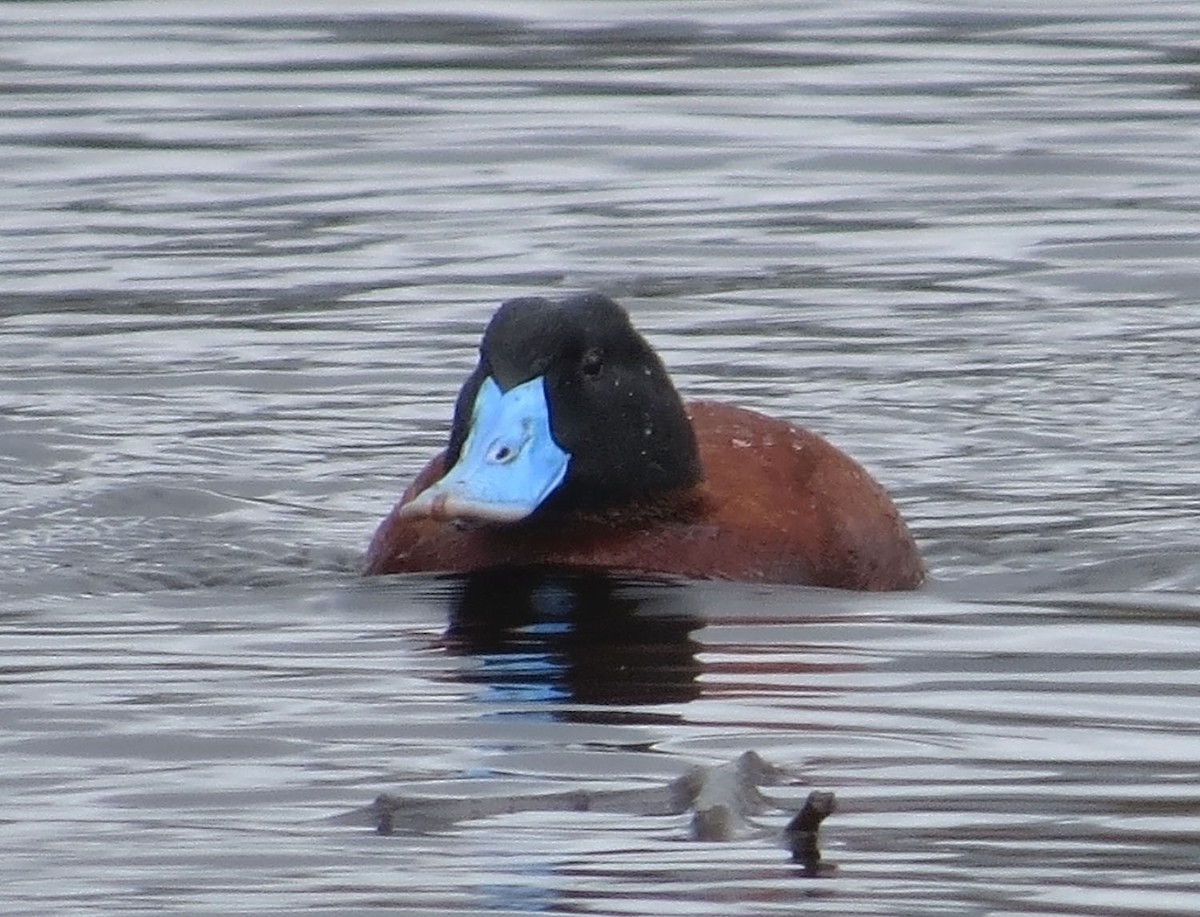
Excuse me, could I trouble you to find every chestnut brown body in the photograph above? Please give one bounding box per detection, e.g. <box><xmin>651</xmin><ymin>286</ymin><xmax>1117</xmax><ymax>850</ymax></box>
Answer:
<box><xmin>363</xmin><ymin>401</ymin><xmax>923</xmax><ymax>590</ymax></box>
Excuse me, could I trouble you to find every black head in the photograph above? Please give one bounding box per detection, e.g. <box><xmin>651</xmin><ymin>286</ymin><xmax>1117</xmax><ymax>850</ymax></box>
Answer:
<box><xmin>446</xmin><ymin>292</ymin><xmax>702</xmax><ymax>517</ymax></box>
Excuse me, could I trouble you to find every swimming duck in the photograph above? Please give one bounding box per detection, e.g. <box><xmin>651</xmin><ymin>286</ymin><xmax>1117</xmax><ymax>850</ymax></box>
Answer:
<box><xmin>363</xmin><ymin>292</ymin><xmax>923</xmax><ymax>590</ymax></box>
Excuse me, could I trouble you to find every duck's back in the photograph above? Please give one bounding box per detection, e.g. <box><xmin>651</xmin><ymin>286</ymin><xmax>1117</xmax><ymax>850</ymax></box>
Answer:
<box><xmin>683</xmin><ymin>401</ymin><xmax>923</xmax><ymax>590</ymax></box>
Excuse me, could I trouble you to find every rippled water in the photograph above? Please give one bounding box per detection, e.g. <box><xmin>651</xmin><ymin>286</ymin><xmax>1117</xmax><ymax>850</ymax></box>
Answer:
<box><xmin>2</xmin><ymin>2</ymin><xmax>1200</xmax><ymax>914</ymax></box>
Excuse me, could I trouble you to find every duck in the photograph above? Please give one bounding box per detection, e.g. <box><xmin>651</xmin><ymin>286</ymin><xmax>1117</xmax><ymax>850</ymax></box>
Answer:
<box><xmin>362</xmin><ymin>292</ymin><xmax>923</xmax><ymax>590</ymax></box>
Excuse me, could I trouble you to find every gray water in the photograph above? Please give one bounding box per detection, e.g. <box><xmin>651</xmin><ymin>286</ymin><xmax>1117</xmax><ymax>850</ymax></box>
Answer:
<box><xmin>2</xmin><ymin>1</ymin><xmax>1200</xmax><ymax>914</ymax></box>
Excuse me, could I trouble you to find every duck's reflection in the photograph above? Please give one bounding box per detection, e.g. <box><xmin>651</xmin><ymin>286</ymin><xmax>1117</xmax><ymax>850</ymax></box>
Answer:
<box><xmin>440</xmin><ymin>566</ymin><xmax>703</xmax><ymax>716</ymax></box>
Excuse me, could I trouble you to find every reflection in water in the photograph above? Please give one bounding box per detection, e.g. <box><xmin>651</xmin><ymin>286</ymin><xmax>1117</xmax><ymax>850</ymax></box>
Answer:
<box><xmin>441</xmin><ymin>567</ymin><xmax>704</xmax><ymax>715</ymax></box>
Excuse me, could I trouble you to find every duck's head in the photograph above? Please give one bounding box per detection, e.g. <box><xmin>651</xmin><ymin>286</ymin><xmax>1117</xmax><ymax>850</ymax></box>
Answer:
<box><xmin>401</xmin><ymin>292</ymin><xmax>702</xmax><ymax>523</ymax></box>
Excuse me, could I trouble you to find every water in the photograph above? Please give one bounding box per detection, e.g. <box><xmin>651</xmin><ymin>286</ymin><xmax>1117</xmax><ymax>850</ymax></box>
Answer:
<box><xmin>2</xmin><ymin>1</ymin><xmax>1200</xmax><ymax>913</ymax></box>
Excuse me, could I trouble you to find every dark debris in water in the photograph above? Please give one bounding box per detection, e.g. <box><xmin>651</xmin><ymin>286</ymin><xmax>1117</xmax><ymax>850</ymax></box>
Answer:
<box><xmin>785</xmin><ymin>790</ymin><xmax>838</xmax><ymax>876</ymax></box>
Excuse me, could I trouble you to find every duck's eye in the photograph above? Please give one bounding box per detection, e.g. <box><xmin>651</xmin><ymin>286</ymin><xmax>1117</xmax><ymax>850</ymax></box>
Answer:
<box><xmin>580</xmin><ymin>349</ymin><xmax>604</xmax><ymax>378</ymax></box>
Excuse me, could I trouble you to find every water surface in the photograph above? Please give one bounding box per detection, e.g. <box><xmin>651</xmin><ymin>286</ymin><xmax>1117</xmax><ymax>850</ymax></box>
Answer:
<box><xmin>2</xmin><ymin>2</ymin><xmax>1199</xmax><ymax>914</ymax></box>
